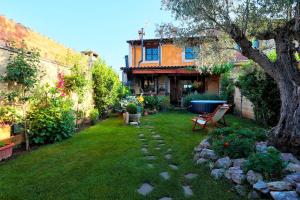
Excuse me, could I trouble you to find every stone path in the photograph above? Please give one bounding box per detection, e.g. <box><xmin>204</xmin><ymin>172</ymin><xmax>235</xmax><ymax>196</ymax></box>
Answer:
<box><xmin>136</xmin><ymin>122</ymin><xmax>197</xmax><ymax>198</ymax></box>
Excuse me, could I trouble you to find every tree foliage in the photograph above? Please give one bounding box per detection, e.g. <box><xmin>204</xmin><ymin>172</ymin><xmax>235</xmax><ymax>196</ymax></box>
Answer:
<box><xmin>92</xmin><ymin>59</ymin><xmax>120</xmax><ymax>115</ymax></box>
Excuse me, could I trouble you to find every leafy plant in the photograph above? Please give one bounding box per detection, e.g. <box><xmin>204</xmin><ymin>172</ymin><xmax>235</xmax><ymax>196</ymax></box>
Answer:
<box><xmin>183</xmin><ymin>92</ymin><xmax>222</xmax><ymax>107</ymax></box>
<box><xmin>89</xmin><ymin>109</ymin><xmax>99</xmax><ymax>121</ymax></box>
<box><xmin>27</xmin><ymin>86</ymin><xmax>76</xmax><ymax>144</ymax></box>
<box><xmin>220</xmin><ymin>72</ymin><xmax>235</xmax><ymax>102</ymax></box>
<box><xmin>246</xmin><ymin>147</ymin><xmax>285</xmax><ymax>180</ymax></box>
<box><xmin>144</xmin><ymin>96</ymin><xmax>159</xmax><ymax>110</ymax></box>
<box><xmin>126</xmin><ymin>103</ymin><xmax>138</xmax><ymax>114</ymax></box>
<box><xmin>0</xmin><ymin>106</ymin><xmax>21</xmax><ymax>126</ymax></box>
<box><xmin>0</xmin><ymin>141</ymin><xmax>6</xmax><ymax>148</ymax></box>
<box><xmin>158</xmin><ymin>96</ymin><xmax>171</xmax><ymax>111</ymax></box>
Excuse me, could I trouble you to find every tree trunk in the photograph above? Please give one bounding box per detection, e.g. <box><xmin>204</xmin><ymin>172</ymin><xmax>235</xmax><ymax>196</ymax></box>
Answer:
<box><xmin>269</xmin><ymin>78</ymin><xmax>300</xmax><ymax>155</ymax></box>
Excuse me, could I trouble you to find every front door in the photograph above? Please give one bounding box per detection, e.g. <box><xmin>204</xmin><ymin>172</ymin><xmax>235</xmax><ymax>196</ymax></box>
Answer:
<box><xmin>170</xmin><ymin>77</ymin><xmax>180</xmax><ymax>106</ymax></box>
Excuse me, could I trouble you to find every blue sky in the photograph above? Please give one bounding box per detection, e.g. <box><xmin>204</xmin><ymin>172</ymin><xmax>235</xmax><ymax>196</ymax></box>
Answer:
<box><xmin>0</xmin><ymin>0</ymin><xmax>174</xmax><ymax>74</ymax></box>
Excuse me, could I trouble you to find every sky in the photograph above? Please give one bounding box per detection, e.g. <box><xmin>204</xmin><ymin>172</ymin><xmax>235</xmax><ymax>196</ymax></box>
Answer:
<box><xmin>0</xmin><ymin>0</ymin><xmax>174</xmax><ymax>74</ymax></box>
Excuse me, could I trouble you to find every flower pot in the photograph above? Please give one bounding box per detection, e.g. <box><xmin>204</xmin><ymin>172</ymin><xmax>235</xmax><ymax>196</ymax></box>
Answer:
<box><xmin>129</xmin><ymin>113</ymin><xmax>141</xmax><ymax>122</ymax></box>
<box><xmin>0</xmin><ymin>143</ymin><xmax>14</xmax><ymax>161</ymax></box>
<box><xmin>0</xmin><ymin>125</ymin><xmax>11</xmax><ymax>141</ymax></box>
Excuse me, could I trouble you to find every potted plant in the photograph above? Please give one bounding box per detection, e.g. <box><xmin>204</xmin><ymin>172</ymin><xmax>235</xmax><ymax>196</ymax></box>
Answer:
<box><xmin>0</xmin><ymin>106</ymin><xmax>20</xmax><ymax>141</ymax></box>
<box><xmin>90</xmin><ymin>108</ymin><xmax>99</xmax><ymax>125</ymax></box>
<box><xmin>126</xmin><ymin>103</ymin><xmax>141</xmax><ymax>122</ymax></box>
<box><xmin>0</xmin><ymin>141</ymin><xmax>14</xmax><ymax>161</ymax></box>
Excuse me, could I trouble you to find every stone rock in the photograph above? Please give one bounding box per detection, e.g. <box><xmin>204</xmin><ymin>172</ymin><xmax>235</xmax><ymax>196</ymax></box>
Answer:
<box><xmin>215</xmin><ymin>157</ymin><xmax>232</xmax><ymax>169</ymax></box>
<box><xmin>169</xmin><ymin>164</ymin><xmax>178</xmax><ymax>170</ymax></box>
<box><xmin>199</xmin><ymin>148</ymin><xmax>218</xmax><ymax>161</ymax></box>
<box><xmin>233</xmin><ymin>158</ymin><xmax>247</xmax><ymax>168</ymax></box>
<box><xmin>153</xmin><ymin>134</ymin><xmax>161</xmax><ymax>138</ymax></box>
<box><xmin>145</xmin><ymin>156</ymin><xmax>157</xmax><ymax>160</ymax></box>
<box><xmin>256</xmin><ymin>141</ymin><xmax>268</xmax><ymax>153</ymax></box>
<box><xmin>155</xmin><ymin>147</ymin><xmax>161</xmax><ymax>150</ymax></box>
<box><xmin>137</xmin><ymin>183</ymin><xmax>153</xmax><ymax>196</ymax></box>
<box><xmin>199</xmin><ymin>138</ymin><xmax>211</xmax><ymax>149</ymax></box>
<box><xmin>147</xmin><ymin>163</ymin><xmax>154</xmax><ymax>168</ymax></box>
<box><xmin>141</xmin><ymin>148</ymin><xmax>148</xmax><ymax>154</ymax></box>
<box><xmin>234</xmin><ymin>185</ymin><xmax>247</xmax><ymax>196</ymax></box>
<box><xmin>165</xmin><ymin>154</ymin><xmax>172</xmax><ymax>160</ymax></box>
<box><xmin>139</xmin><ymin>134</ymin><xmax>144</xmax><ymax>137</ymax></box>
<box><xmin>208</xmin><ymin>162</ymin><xmax>215</xmax><ymax>170</ymax></box>
<box><xmin>196</xmin><ymin>158</ymin><xmax>208</xmax><ymax>165</ymax></box>
<box><xmin>184</xmin><ymin>173</ymin><xmax>198</xmax><ymax>180</ymax></box>
<box><xmin>182</xmin><ymin>185</ymin><xmax>193</xmax><ymax>197</ymax></box>
<box><xmin>247</xmin><ymin>190</ymin><xmax>261</xmax><ymax>199</ymax></box>
<box><xmin>285</xmin><ymin>163</ymin><xmax>300</xmax><ymax>173</ymax></box>
<box><xmin>211</xmin><ymin>168</ymin><xmax>225</xmax><ymax>180</ymax></box>
<box><xmin>194</xmin><ymin>147</ymin><xmax>203</xmax><ymax>153</ymax></box>
<box><xmin>267</xmin><ymin>181</ymin><xmax>293</xmax><ymax>191</ymax></box>
<box><xmin>296</xmin><ymin>183</ymin><xmax>300</xmax><ymax>195</ymax></box>
<box><xmin>167</xmin><ymin>148</ymin><xmax>172</xmax><ymax>153</ymax></box>
<box><xmin>193</xmin><ymin>153</ymin><xmax>201</xmax><ymax>161</ymax></box>
<box><xmin>130</xmin><ymin>122</ymin><xmax>139</xmax><ymax>126</ymax></box>
<box><xmin>159</xmin><ymin>197</ymin><xmax>172</xmax><ymax>200</ymax></box>
<box><xmin>270</xmin><ymin>191</ymin><xmax>300</xmax><ymax>200</ymax></box>
<box><xmin>253</xmin><ymin>180</ymin><xmax>270</xmax><ymax>194</ymax></box>
<box><xmin>284</xmin><ymin>172</ymin><xmax>300</xmax><ymax>185</ymax></box>
<box><xmin>160</xmin><ymin>172</ymin><xmax>170</xmax><ymax>180</ymax></box>
<box><xmin>247</xmin><ymin>170</ymin><xmax>263</xmax><ymax>185</ymax></box>
<box><xmin>281</xmin><ymin>153</ymin><xmax>300</xmax><ymax>164</ymax></box>
<box><xmin>224</xmin><ymin>167</ymin><xmax>246</xmax><ymax>184</ymax></box>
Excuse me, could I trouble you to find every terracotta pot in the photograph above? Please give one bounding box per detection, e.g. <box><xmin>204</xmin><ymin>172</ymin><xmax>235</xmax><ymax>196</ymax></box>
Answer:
<box><xmin>129</xmin><ymin>113</ymin><xmax>141</xmax><ymax>122</ymax></box>
<box><xmin>0</xmin><ymin>125</ymin><xmax>11</xmax><ymax>140</ymax></box>
<box><xmin>0</xmin><ymin>143</ymin><xmax>14</xmax><ymax>161</ymax></box>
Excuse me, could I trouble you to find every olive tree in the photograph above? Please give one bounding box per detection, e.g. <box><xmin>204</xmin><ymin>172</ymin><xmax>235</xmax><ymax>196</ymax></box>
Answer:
<box><xmin>162</xmin><ymin>0</ymin><xmax>300</xmax><ymax>154</ymax></box>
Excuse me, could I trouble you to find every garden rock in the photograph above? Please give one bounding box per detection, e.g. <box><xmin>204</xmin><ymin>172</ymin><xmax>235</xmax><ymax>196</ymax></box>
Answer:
<box><xmin>215</xmin><ymin>156</ymin><xmax>232</xmax><ymax>169</ymax></box>
<box><xmin>267</xmin><ymin>181</ymin><xmax>293</xmax><ymax>191</ymax></box>
<box><xmin>234</xmin><ymin>185</ymin><xmax>247</xmax><ymax>196</ymax></box>
<box><xmin>196</xmin><ymin>158</ymin><xmax>208</xmax><ymax>165</ymax></box>
<box><xmin>233</xmin><ymin>158</ymin><xmax>246</xmax><ymax>168</ymax></box>
<box><xmin>165</xmin><ymin>154</ymin><xmax>172</xmax><ymax>160</ymax></box>
<box><xmin>141</xmin><ymin>148</ymin><xmax>148</xmax><ymax>154</ymax></box>
<box><xmin>211</xmin><ymin>169</ymin><xmax>225</xmax><ymax>180</ymax></box>
<box><xmin>247</xmin><ymin>190</ymin><xmax>261</xmax><ymax>199</ymax></box>
<box><xmin>130</xmin><ymin>122</ymin><xmax>139</xmax><ymax>126</ymax></box>
<box><xmin>247</xmin><ymin>170</ymin><xmax>263</xmax><ymax>185</ymax></box>
<box><xmin>296</xmin><ymin>184</ymin><xmax>300</xmax><ymax>195</ymax></box>
<box><xmin>199</xmin><ymin>148</ymin><xmax>218</xmax><ymax>161</ymax></box>
<box><xmin>270</xmin><ymin>191</ymin><xmax>299</xmax><ymax>200</ymax></box>
<box><xmin>256</xmin><ymin>142</ymin><xmax>268</xmax><ymax>153</ymax></box>
<box><xmin>182</xmin><ymin>185</ymin><xmax>193</xmax><ymax>197</ymax></box>
<box><xmin>253</xmin><ymin>180</ymin><xmax>270</xmax><ymax>194</ymax></box>
<box><xmin>285</xmin><ymin>163</ymin><xmax>300</xmax><ymax>173</ymax></box>
<box><xmin>199</xmin><ymin>138</ymin><xmax>210</xmax><ymax>149</ymax></box>
<box><xmin>147</xmin><ymin>163</ymin><xmax>154</xmax><ymax>168</ymax></box>
<box><xmin>224</xmin><ymin>167</ymin><xmax>245</xmax><ymax>184</ymax></box>
<box><xmin>184</xmin><ymin>173</ymin><xmax>198</xmax><ymax>180</ymax></box>
<box><xmin>193</xmin><ymin>153</ymin><xmax>201</xmax><ymax>161</ymax></box>
<box><xmin>145</xmin><ymin>156</ymin><xmax>156</xmax><ymax>160</ymax></box>
<box><xmin>160</xmin><ymin>172</ymin><xmax>170</xmax><ymax>180</ymax></box>
<box><xmin>159</xmin><ymin>197</ymin><xmax>172</xmax><ymax>200</ymax></box>
<box><xmin>284</xmin><ymin>172</ymin><xmax>300</xmax><ymax>185</ymax></box>
<box><xmin>169</xmin><ymin>164</ymin><xmax>178</xmax><ymax>170</ymax></box>
<box><xmin>137</xmin><ymin>183</ymin><xmax>153</xmax><ymax>196</ymax></box>
<box><xmin>281</xmin><ymin>153</ymin><xmax>300</xmax><ymax>164</ymax></box>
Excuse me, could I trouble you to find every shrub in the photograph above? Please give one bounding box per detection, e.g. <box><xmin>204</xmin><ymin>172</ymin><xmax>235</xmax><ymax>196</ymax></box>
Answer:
<box><xmin>0</xmin><ymin>141</ymin><xmax>6</xmax><ymax>147</ymax></box>
<box><xmin>0</xmin><ymin>106</ymin><xmax>21</xmax><ymax>126</ymax></box>
<box><xmin>89</xmin><ymin>109</ymin><xmax>99</xmax><ymax>121</ymax></box>
<box><xmin>126</xmin><ymin>103</ymin><xmax>138</xmax><ymax>114</ymax></box>
<box><xmin>27</xmin><ymin>86</ymin><xmax>76</xmax><ymax>144</ymax></box>
<box><xmin>246</xmin><ymin>147</ymin><xmax>285</xmax><ymax>179</ymax></box>
<box><xmin>158</xmin><ymin>96</ymin><xmax>170</xmax><ymax>111</ymax></box>
<box><xmin>220</xmin><ymin>72</ymin><xmax>235</xmax><ymax>103</ymax></box>
<box><xmin>144</xmin><ymin>96</ymin><xmax>159</xmax><ymax>109</ymax></box>
<box><xmin>183</xmin><ymin>92</ymin><xmax>221</xmax><ymax>107</ymax></box>
<box><xmin>211</xmin><ymin>127</ymin><xmax>267</xmax><ymax>158</ymax></box>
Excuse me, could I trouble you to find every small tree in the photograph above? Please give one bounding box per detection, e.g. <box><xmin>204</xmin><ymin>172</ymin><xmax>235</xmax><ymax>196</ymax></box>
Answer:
<box><xmin>162</xmin><ymin>0</ymin><xmax>300</xmax><ymax>154</ymax></box>
<box><xmin>1</xmin><ymin>43</ymin><xmax>41</xmax><ymax>150</ymax></box>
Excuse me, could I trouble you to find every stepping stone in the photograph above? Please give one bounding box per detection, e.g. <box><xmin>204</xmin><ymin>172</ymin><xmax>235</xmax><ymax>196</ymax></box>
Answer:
<box><xmin>153</xmin><ymin>135</ymin><xmax>161</xmax><ymax>139</ymax></box>
<box><xmin>157</xmin><ymin>140</ymin><xmax>165</xmax><ymax>144</ymax></box>
<box><xmin>155</xmin><ymin>147</ymin><xmax>161</xmax><ymax>150</ymax></box>
<box><xmin>139</xmin><ymin>134</ymin><xmax>144</xmax><ymax>138</ymax></box>
<box><xmin>139</xmin><ymin>138</ymin><xmax>146</xmax><ymax>142</ymax></box>
<box><xmin>160</xmin><ymin>172</ymin><xmax>170</xmax><ymax>180</ymax></box>
<box><xmin>145</xmin><ymin>156</ymin><xmax>157</xmax><ymax>160</ymax></box>
<box><xmin>159</xmin><ymin>197</ymin><xmax>172</xmax><ymax>200</ymax></box>
<box><xmin>141</xmin><ymin>148</ymin><xmax>148</xmax><ymax>154</ymax></box>
<box><xmin>147</xmin><ymin>163</ymin><xmax>154</xmax><ymax>168</ymax></box>
<box><xmin>167</xmin><ymin>148</ymin><xmax>172</xmax><ymax>153</ymax></box>
<box><xmin>168</xmin><ymin>164</ymin><xmax>178</xmax><ymax>170</ymax></box>
<box><xmin>182</xmin><ymin>185</ymin><xmax>193</xmax><ymax>197</ymax></box>
<box><xmin>184</xmin><ymin>173</ymin><xmax>198</xmax><ymax>180</ymax></box>
<box><xmin>137</xmin><ymin>183</ymin><xmax>153</xmax><ymax>196</ymax></box>
<box><xmin>158</xmin><ymin>144</ymin><xmax>165</xmax><ymax>147</ymax></box>
<box><xmin>165</xmin><ymin>154</ymin><xmax>172</xmax><ymax>160</ymax></box>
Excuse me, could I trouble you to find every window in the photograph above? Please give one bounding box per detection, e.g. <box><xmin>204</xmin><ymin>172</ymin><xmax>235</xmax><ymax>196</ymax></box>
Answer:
<box><xmin>145</xmin><ymin>47</ymin><xmax>159</xmax><ymax>61</ymax></box>
<box><xmin>185</xmin><ymin>47</ymin><xmax>198</xmax><ymax>60</ymax></box>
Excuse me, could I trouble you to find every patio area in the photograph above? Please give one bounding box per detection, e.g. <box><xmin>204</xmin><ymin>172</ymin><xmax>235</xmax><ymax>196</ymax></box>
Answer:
<box><xmin>0</xmin><ymin>111</ymin><xmax>260</xmax><ymax>200</ymax></box>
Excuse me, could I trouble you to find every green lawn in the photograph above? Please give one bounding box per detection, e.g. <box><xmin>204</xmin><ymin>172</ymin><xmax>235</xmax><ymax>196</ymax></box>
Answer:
<box><xmin>0</xmin><ymin>111</ymin><xmax>261</xmax><ymax>200</ymax></box>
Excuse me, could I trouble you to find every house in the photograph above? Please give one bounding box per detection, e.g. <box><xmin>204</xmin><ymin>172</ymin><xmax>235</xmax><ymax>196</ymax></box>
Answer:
<box><xmin>121</xmin><ymin>37</ymin><xmax>220</xmax><ymax>106</ymax></box>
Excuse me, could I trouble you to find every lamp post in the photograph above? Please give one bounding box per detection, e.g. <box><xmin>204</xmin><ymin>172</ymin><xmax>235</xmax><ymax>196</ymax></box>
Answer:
<box><xmin>138</xmin><ymin>28</ymin><xmax>145</xmax><ymax>67</ymax></box>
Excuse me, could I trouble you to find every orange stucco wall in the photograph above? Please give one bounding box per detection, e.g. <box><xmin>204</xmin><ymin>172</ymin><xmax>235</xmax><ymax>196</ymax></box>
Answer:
<box><xmin>130</xmin><ymin>44</ymin><xmax>195</xmax><ymax>67</ymax></box>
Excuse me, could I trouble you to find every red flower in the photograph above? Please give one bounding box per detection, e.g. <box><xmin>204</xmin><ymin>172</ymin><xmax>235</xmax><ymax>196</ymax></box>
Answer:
<box><xmin>223</xmin><ymin>142</ymin><xmax>230</xmax><ymax>148</ymax></box>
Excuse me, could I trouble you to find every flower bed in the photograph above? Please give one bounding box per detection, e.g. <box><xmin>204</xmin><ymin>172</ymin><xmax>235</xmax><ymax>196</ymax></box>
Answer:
<box><xmin>194</xmin><ymin>127</ymin><xmax>300</xmax><ymax>199</ymax></box>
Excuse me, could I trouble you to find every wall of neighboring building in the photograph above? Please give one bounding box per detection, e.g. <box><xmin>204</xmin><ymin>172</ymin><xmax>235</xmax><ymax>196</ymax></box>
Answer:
<box><xmin>205</xmin><ymin>76</ymin><xmax>220</xmax><ymax>94</ymax></box>
<box><xmin>130</xmin><ymin>44</ymin><xmax>195</xmax><ymax>67</ymax></box>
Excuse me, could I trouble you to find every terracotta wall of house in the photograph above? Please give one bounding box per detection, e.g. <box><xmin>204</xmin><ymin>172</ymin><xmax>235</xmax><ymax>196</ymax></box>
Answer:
<box><xmin>130</xmin><ymin>44</ymin><xmax>195</xmax><ymax>67</ymax></box>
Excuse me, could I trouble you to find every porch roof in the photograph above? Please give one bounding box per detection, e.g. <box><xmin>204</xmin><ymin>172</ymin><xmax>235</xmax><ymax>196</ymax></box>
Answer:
<box><xmin>122</xmin><ymin>65</ymin><xmax>200</xmax><ymax>75</ymax></box>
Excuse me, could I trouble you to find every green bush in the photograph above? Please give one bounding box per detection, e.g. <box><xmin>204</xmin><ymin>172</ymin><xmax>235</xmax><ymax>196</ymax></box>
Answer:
<box><xmin>144</xmin><ymin>96</ymin><xmax>159</xmax><ymax>109</ymax></box>
<box><xmin>0</xmin><ymin>141</ymin><xmax>6</xmax><ymax>147</ymax></box>
<box><xmin>211</xmin><ymin>127</ymin><xmax>267</xmax><ymax>158</ymax></box>
<box><xmin>0</xmin><ymin>106</ymin><xmax>21</xmax><ymax>126</ymax></box>
<box><xmin>27</xmin><ymin>86</ymin><xmax>76</xmax><ymax>144</ymax></box>
<box><xmin>158</xmin><ymin>96</ymin><xmax>170</xmax><ymax>111</ymax></box>
<box><xmin>183</xmin><ymin>92</ymin><xmax>221</xmax><ymax>107</ymax></box>
<box><xmin>220</xmin><ymin>72</ymin><xmax>235</xmax><ymax>102</ymax></box>
<box><xmin>246</xmin><ymin>147</ymin><xmax>285</xmax><ymax>179</ymax></box>
<box><xmin>89</xmin><ymin>109</ymin><xmax>99</xmax><ymax>121</ymax></box>
<box><xmin>126</xmin><ymin>103</ymin><xmax>138</xmax><ymax>114</ymax></box>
